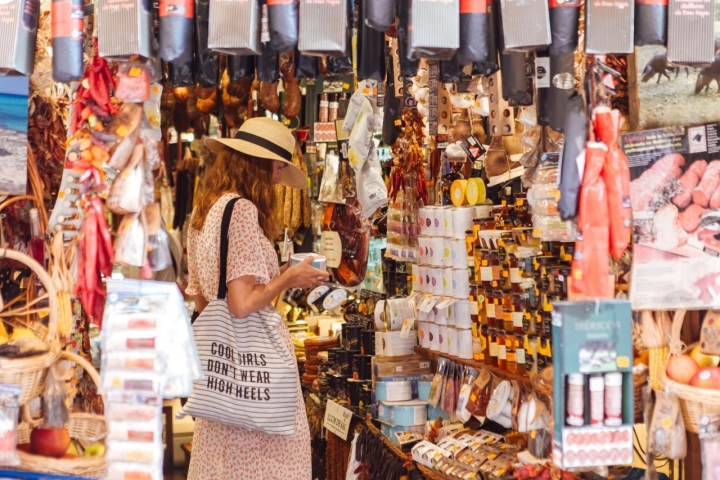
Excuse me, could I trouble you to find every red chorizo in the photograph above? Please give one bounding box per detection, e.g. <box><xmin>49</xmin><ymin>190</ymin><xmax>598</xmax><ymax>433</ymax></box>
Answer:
<box><xmin>673</xmin><ymin>160</ymin><xmax>707</xmax><ymax>208</ymax></box>
<box><xmin>260</xmin><ymin>81</ymin><xmax>280</xmax><ymax>113</ymax></box>
<box><xmin>678</xmin><ymin>203</ymin><xmax>708</xmax><ymax>233</ymax></box>
<box><xmin>692</xmin><ymin>160</ymin><xmax>720</xmax><ymax>207</ymax></box>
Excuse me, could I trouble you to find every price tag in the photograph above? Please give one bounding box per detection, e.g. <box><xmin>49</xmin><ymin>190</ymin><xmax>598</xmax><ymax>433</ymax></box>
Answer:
<box><xmin>400</xmin><ymin>317</ymin><xmax>416</xmax><ymax>338</ymax></box>
<box><xmin>323</xmin><ymin>400</ymin><xmax>353</xmax><ymax>441</ymax></box>
<box><xmin>419</xmin><ymin>295</ymin><xmax>438</xmax><ymax>313</ymax></box>
<box><xmin>435</xmin><ymin>298</ymin><xmax>456</xmax><ymax>310</ymax></box>
<box><xmin>320</xmin><ymin>231</ymin><xmax>342</xmax><ymax>268</ymax></box>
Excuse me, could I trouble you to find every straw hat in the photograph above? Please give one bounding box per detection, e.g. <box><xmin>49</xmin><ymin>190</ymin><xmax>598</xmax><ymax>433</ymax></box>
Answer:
<box><xmin>204</xmin><ymin>117</ymin><xmax>307</xmax><ymax>189</ymax></box>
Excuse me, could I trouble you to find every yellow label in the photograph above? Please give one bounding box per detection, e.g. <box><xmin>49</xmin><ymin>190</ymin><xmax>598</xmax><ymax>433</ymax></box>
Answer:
<box><xmin>530</xmin><ymin>430</ymin><xmax>536</xmax><ymax>439</ymax></box>
<box><xmin>394</xmin><ymin>119</ymin><xmax>402</xmax><ymax>126</ymax></box>
<box><xmin>343</xmin><ymin>82</ymin><xmax>350</xmax><ymax>89</ymax></box>
<box><xmin>532</xmin><ymin>228</ymin><xmax>542</xmax><ymax>237</ymax></box>
<box><xmin>661</xmin><ymin>417</ymin><xmax>673</xmax><ymax>429</ymax></box>
<box><xmin>129</xmin><ymin>67</ymin><xmax>142</xmax><ymax>77</ymax></box>
<box><xmin>117</xmin><ymin>125</ymin><xmax>128</xmax><ymax>138</ymax></box>
<box><xmin>617</xmin><ymin>356</ymin><xmax>630</xmax><ymax>368</ymax></box>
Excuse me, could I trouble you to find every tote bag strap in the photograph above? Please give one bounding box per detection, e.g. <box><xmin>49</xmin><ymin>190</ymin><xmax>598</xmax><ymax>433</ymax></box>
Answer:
<box><xmin>217</xmin><ymin>197</ymin><xmax>241</xmax><ymax>301</ymax></box>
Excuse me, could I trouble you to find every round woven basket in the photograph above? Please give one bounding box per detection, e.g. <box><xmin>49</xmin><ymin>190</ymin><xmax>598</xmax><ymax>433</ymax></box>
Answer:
<box><xmin>659</xmin><ymin>309</ymin><xmax>720</xmax><ymax>433</ymax></box>
<box><xmin>0</xmin><ymin>248</ymin><xmax>60</xmax><ymax>405</ymax></box>
<box><xmin>15</xmin><ymin>351</ymin><xmax>106</xmax><ymax>478</ymax></box>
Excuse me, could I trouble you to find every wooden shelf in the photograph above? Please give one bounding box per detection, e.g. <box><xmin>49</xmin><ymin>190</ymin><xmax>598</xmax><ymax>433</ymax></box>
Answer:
<box><xmin>414</xmin><ymin>346</ymin><xmax>532</xmax><ymax>385</ymax></box>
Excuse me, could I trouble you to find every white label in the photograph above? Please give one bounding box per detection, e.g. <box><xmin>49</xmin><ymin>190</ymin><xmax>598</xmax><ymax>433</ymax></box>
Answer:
<box><xmin>516</xmin><ymin>348</ymin><xmax>525</xmax><ymax>364</ymax></box>
<box><xmin>480</xmin><ymin>266</ymin><xmax>493</xmax><ymax>282</ymax></box>
<box><xmin>489</xmin><ymin>341</ymin><xmax>498</xmax><ymax>357</ymax></box>
<box><xmin>486</xmin><ymin>303</ymin><xmax>496</xmax><ymax>318</ymax></box>
<box><xmin>320</xmin><ymin>231</ymin><xmax>342</xmax><ymax>268</ymax></box>
<box><xmin>400</xmin><ymin>318</ymin><xmax>416</xmax><ymax>338</ymax></box>
<box><xmin>509</xmin><ymin>268</ymin><xmax>522</xmax><ymax>284</ymax></box>
<box><xmin>279</xmin><ymin>239</ymin><xmax>294</xmax><ymax>263</ymax></box>
<box><xmin>469</xmin><ymin>301</ymin><xmax>479</xmax><ymax>315</ymax></box>
<box><xmin>323</xmin><ymin>400</ymin><xmax>353</xmax><ymax>441</ymax></box>
<box><xmin>512</xmin><ymin>312</ymin><xmax>524</xmax><ymax>328</ymax></box>
<box><xmin>497</xmin><ymin>344</ymin><xmax>507</xmax><ymax>360</ymax></box>
<box><xmin>535</xmin><ymin>56</ymin><xmax>550</xmax><ymax>89</ymax></box>
<box><xmin>420</xmin><ymin>362</ymin><xmax>430</xmax><ymax>368</ymax></box>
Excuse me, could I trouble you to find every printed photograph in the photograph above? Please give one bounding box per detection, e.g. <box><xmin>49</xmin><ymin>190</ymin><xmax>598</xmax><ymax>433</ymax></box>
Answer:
<box><xmin>0</xmin><ymin>76</ymin><xmax>28</xmax><ymax>196</ymax></box>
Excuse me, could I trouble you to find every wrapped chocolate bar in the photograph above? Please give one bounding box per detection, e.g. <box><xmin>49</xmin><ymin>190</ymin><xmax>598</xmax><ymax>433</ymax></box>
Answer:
<box><xmin>51</xmin><ymin>0</ymin><xmax>84</xmax><ymax>81</ymax></box>
<box><xmin>408</xmin><ymin>0</ymin><xmax>460</xmax><ymax>60</ymax></box>
<box><xmin>159</xmin><ymin>0</ymin><xmax>194</xmax><ymax>63</ymax></box>
<box><xmin>365</xmin><ymin>0</ymin><xmax>395</xmax><ymax>32</ymax></box>
<box><xmin>585</xmin><ymin>0</ymin><xmax>634</xmax><ymax>54</ymax></box>
<box><xmin>268</xmin><ymin>0</ymin><xmax>299</xmax><ymax>52</ymax></box>
<box><xmin>635</xmin><ymin>0</ymin><xmax>667</xmax><ymax>46</ymax></box>
<box><xmin>549</xmin><ymin>0</ymin><xmax>580</xmax><ymax>56</ymax></box>
<box><xmin>499</xmin><ymin>0</ymin><xmax>550</xmax><ymax>51</ymax></box>
<box><xmin>456</xmin><ymin>0</ymin><xmax>491</xmax><ymax>65</ymax></box>
<box><xmin>208</xmin><ymin>0</ymin><xmax>261</xmax><ymax>55</ymax></box>
<box><xmin>97</xmin><ymin>0</ymin><xmax>153</xmax><ymax>59</ymax></box>
<box><xmin>299</xmin><ymin>0</ymin><xmax>349</xmax><ymax>56</ymax></box>
<box><xmin>667</xmin><ymin>0</ymin><xmax>714</xmax><ymax>64</ymax></box>
<box><xmin>195</xmin><ymin>0</ymin><xmax>220</xmax><ymax>87</ymax></box>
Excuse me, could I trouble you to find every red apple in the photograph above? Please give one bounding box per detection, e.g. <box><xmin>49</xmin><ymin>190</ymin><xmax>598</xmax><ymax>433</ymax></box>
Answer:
<box><xmin>689</xmin><ymin>366</ymin><xmax>720</xmax><ymax>389</ymax></box>
<box><xmin>61</xmin><ymin>453</ymin><xmax>78</xmax><ymax>459</ymax></box>
<box><xmin>16</xmin><ymin>443</ymin><xmax>31</xmax><ymax>453</ymax></box>
<box><xmin>30</xmin><ymin>427</ymin><xmax>71</xmax><ymax>458</ymax></box>
<box><xmin>666</xmin><ymin>354</ymin><xmax>700</xmax><ymax>384</ymax></box>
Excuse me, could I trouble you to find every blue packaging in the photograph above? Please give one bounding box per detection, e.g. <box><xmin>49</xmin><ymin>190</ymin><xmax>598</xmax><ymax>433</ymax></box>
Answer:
<box><xmin>418</xmin><ymin>381</ymin><xmax>432</xmax><ymax>401</ymax></box>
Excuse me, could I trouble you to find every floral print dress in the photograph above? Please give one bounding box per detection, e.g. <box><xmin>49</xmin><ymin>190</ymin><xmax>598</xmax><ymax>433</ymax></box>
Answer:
<box><xmin>185</xmin><ymin>193</ymin><xmax>311</xmax><ymax>480</ymax></box>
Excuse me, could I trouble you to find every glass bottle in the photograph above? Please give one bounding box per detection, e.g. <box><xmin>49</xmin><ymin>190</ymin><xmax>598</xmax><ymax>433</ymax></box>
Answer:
<box><xmin>469</xmin><ymin>284</ymin><xmax>480</xmax><ymax>323</ymax></box>
<box><xmin>489</xmin><ymin>328</ymin><xmax>499</xmax><ymax>367</ymax></box>
<box><xmin>506</xmin><ymin>334</ymin><xmax>517</xmax><ymax>374</ymax></box>
<box><xmin>485</xmin><ymin>290</ymin><xmax>497</xmax><ymax>328</ymax></box>
<box><xmin>515</xmin><ymin>334</ymin><xmax>526</xmax><ymax>375</ymax></box>
<box><xmin>465</xmin><ymin>230</ymin><xmax>475</xmax><ymax>257</ymax></box>
<box><xmin>481</xmin><ymin>325</ymin><xmax>491</xmax><ymax>365</ymax></box>
<box><xmin>526</xmin><ymin>335</ymin><xmax>537</xmax><ymax>375</ymax></box>
<box><xmin>496</xmin><ymin>329</ymin><xmax>507</xmax><ymax>370</ymax></box>
<box><xmin>509</xmin><ymin>254</ymin><xmax>523</xmax><ymax>293</ymax></box>
<box><xmin>319</xmin><ymin>94</ymin><xmax>329</xmax><ymax>122</ymax></box>
<box><xmin>480</xmin><ymin>250</ymin><xmax>494</xmax><ymax>289</ymax></box>
<box><xmin>511</xmin><ymin>294</ymin><xmax>525</xmax><ymax>334</ymax></box>
<box><xmin>473</xmin><ymin>246</ymin><xmax>483</xmax><ymax>284</ymax></box>
<box><xmin>29</xmin><ymin>208</ymin><xmax>45</xmax><ymax>265</ymax></box>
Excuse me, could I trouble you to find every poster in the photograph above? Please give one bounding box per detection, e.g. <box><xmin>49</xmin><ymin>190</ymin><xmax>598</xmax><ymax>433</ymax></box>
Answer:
<box><xmin>620</xmin><ymin>123</ymin><xmax>720</xmax><ymax>310</ymax></box>
<box><xmin>0</xmin><ymin>76</ymin><xmax>28</xmax><ymax>196</ymax></box>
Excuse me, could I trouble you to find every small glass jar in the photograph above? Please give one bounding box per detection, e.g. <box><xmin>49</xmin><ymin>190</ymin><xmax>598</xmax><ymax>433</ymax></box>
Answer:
<box><xmin>481</xmin><ymin>325</ymin><xmax>491</xmax><ymax>365</ymax></box>
<box><xmin>488</xmin><ymin>328</ymin><xmax>499</xmax><ymax>367</ymax></box>
<box><xmin>496</xmin><ymin>330</ymin><xmax>507</xmax><ymax>370</ymax></box>
<box><xmin>509</xmin><ymin>254</ymin><xmax>523</xmax><ymax>293</ymax></box>
<box><xmin>472</xmin><ymin>218</ymin><xmax>483</xmax><ymax>246</ymax></box>
<box><xmin>502</xmin><ymin>305</ymin><xmax>514</xmax><ymax>333</ymax></box>
<box><xmin>490</xmin><ymin>251</ymin><xmax>501</xmax><ymax>286</ymax></box>
<box><xmin>511</xmin><ymin>295</ymin><xmax>525</xmax><ymax>334</ymax></box>
<box><xmin>505</xmin><ymin>334</ymin><xmax>517</xmax><ymax>374</ymax></box>
<box><xmin>515</xmin><ymin>334</ymin><xmax>526</xmax><ymax>375</ymax></box>
<box><xmin>485</xmin><ymin>290</ymin><xmax>497</xmax><ymax>328</ymax></box>
<box><xmin>469</xmin><ymin>284</ymin><xmax>480</xmax><ymax>323</ymax></box>
<box><xmin>479</xmin><ymin>249</ymin><xmax>494</xmax><ymax>289</ymax></box>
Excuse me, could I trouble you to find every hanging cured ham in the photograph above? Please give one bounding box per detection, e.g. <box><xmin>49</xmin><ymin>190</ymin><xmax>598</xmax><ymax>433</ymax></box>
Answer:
<box><xmin>322</xmin><ymin>200</ymin><xmax>370</xmax><ymax>288</ymax></box>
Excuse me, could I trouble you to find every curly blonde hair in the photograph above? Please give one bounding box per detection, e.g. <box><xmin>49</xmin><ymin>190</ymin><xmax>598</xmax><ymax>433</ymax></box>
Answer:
<box><xmin>190</xmin><ymin>147</ymin><xmax>278</xmax><ymax>239</ymax></box>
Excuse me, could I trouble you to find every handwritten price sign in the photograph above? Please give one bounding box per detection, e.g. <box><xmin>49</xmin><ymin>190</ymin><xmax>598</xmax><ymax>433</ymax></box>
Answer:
<box><xmin>323</xmin><ymin>400</ymin><xmax>353</xmax><ymax>440</ymax></box>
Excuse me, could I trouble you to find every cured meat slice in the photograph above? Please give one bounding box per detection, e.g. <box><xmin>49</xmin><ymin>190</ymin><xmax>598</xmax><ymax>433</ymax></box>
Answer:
<box><xmin>630</xmin><ymin>153</ymin><xmax>685</xmax><ymax>211</ymax></box>
<box><xmin>692</xmin><ymin>160</ymin><xmax>720</xmax><ymax>207</ymax></box>
<box><xmin>678</xmin><ymin>203</ymin><xmax>708</xmax><ymax>233</ymax></box>
<box><xmin>655</xmin><ymin>204</ymin><xmax>689</xmax><ymax>248</ymax></box>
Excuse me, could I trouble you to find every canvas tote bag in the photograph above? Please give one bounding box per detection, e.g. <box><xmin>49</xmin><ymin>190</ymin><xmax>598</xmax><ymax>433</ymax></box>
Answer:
<box><xmin>178</xmin><ymin>198</ymin><xmax>299</xmax><ymax>435</ymax></box>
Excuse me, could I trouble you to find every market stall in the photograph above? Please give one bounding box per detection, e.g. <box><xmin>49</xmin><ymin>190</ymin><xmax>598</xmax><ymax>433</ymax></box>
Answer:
<box><xmin>0</xmin><ymin>0</ymin><xmax>719</xmax><ymax>477</ymax></box>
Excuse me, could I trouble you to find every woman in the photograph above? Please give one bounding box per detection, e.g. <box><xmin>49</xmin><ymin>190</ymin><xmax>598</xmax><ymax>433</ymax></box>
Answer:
<box><xmin>185</xmin><ymin>117</ymin><xmax>328</xmax><ymax>479</ymax></box>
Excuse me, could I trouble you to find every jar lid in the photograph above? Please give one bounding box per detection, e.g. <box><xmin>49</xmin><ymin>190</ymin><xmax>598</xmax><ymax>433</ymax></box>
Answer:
<box><xmin>604</xmin><ymin>372</ymin><xmax>623</xmax><ymax>386</ymax></box>
<box><xmin>567</xmin><ymin>373</ymin><xmax>585</xmax><ymax>385</ymax></box>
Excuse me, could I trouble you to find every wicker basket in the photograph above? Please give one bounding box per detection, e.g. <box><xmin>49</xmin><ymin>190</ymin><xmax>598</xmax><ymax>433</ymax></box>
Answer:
<box><xmin>0</xmin><ymin>248</ymin><xmax>60</xmax><ymax>405</ymax></box>
<box><xmin>15</xmin><ymin>351</ymin><xmax>106</xmax><ymax>478</ymax></box>
<box><xmin>633</xmin><ymin>369</ymin><xmax>649</xmax><ymax>424</ymax></box>
<box><xmin>659</xmin><ymin>309</ymin><xmax>720</xmax><ymax>433</ymax></box>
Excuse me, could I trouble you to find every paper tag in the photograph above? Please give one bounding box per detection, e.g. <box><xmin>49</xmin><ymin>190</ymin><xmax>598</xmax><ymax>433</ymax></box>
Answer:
<box><xmin>320</xmin><ymin>231</ymin><xmax>342</xmax><ymax>268</ymax></box>
<box><xmin>400</xmin><ymin>318</ymin><xmax>416</xmax><ymax>338</ymax></box>
<box><xmin>419</xmin><ymin>295</ymin><xmax>438</xmax><ymax>313</ymax></box>
<box><xmin>323</xmin><ymin>400</ymin><xmax>353</xmax><ymax>441</ymax></box>
<box><xmin>435</xmin><ymin>298</ymin><xmax>456</xmax><ymax>310</ymax></box>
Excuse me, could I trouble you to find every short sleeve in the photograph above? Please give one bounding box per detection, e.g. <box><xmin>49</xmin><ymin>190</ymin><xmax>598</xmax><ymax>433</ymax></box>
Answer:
<box><xmin>185</xmin><ymin>227</ymin><xmax>202</xmax><ymax>296</ymax></box>
<box><xmin>226</xmin><ymin>200</ymin><xmax>272</xmax><ymax>285</ymax></box>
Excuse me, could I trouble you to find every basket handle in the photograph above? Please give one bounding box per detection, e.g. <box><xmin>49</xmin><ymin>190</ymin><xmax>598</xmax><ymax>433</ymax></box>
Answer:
<box><xmin>0</xmin><ymin>196</ymin><xmax>48</xmax><ymax>235</ymax></box>
<box><xmin>668</xmin><ymin>309</ymin><xmax>687</xmax><ymax>356</ymax></box>
<box><xmin>0</xmin><ymin>248</ymin><xmax>58</xmax><ymax>340</ymax></box>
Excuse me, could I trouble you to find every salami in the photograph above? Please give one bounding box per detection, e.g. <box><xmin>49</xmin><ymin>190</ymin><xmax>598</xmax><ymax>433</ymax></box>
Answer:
<box><xmin>692</xmin><ymin>160</ymin><xmax>720</xmax><ymax>207</ymax></box>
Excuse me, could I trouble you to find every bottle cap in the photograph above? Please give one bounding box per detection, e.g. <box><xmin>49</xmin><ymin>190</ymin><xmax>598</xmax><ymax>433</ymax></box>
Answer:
<box><xmin>29</xmin><ymin>208</ymin><xmax>38</xmax><ymax>221</ymax></box>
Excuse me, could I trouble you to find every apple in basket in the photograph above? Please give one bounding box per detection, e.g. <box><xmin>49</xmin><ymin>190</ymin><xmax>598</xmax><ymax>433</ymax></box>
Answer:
<box><xmin>689</xmin><ymin>366</ymin><xmax>720</xmax><ymax>389</ymax></box>
<box><xmin>30</xmin><ymin>426</ymin><xmax>71</xmax><ymax>458</ymax></box>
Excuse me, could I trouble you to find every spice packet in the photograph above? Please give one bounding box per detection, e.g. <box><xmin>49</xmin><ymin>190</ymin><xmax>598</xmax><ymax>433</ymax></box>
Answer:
<box><xmin>428</xmin><ymin>357</ymin><xmax>449</xmax><ymax>408</ymax></box>
<box><xmin>108</xmin><ymin>419</ymin><xmax>161</xmax><ymax>442</ymax></box>
<box><xmin>102</xmin><ymin>371</ymin><xmax>165</xmax><ymax>394</ymax></box>
<box><xmin>0</xmin><ymin>384</ymin><xmax>21</xmax><ymax>466</ymax></box>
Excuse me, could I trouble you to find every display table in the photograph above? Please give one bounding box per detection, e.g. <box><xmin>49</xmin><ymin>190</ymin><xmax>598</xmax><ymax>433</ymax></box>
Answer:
<box><xmin>0</xmin><ymin>471</ymin><xmax>95</xmax><ymax>480</ymax></box>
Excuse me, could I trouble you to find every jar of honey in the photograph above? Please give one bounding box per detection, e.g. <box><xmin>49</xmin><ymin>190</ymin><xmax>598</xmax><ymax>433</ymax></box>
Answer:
<box><xmin>479</xmin><ymin>250</ymin><xmax>494</xmax><ymax>289</ymax></box>
<box><xmin>469</xmin><ymin>284</ymin><xmax>480</xmax><ymax>323</ymax></box>
<box><xmin>488</xmin><ymin>328</ymin><xmax>499</xmax><ymax>367</ymax></box>
<box><xmin>481</xmin><ymin>325</ymin><xmax>491</xmax><ymax>365</ymax></box>
<box><xmin>473</xmin><ymin>246</ymin><xmax>483</xmax><ymax>284</ymax></box>
<box><xmin>506</xmin><ymin>334</ymin><xmax>517</xmax><ymax>373</ymax></box>
<box><xmin>515</xmin><ymin>334</ymin><xmax>526</xmax><ymax>375</ymax></box>
<box><xmin>509</xmin><ymin>254</ymin><xmax>523</xmax><ymax>293</ymax></box>
<box><xmin>497</xmin><ymin>330</ymin><xmax>507</xmax><ymax>370</ymax></box>
<box><xmin>511</xmin><ymin>294</ymin><xmax>525</xmax><ymax>334</ymax></box>
<box><xmin>465</xmin><ymin>230</ymin><xmax>475</xmax><ymax>257</ymax></box>
<box><xmin>485</xmin><ymin>290</ymin><xmax>497</xmax><ymax>328</ymax></box>
<box><xmin>526</xmin><ymin>335</ymin><xmax>538</xmax><ymax>375</ymax></box>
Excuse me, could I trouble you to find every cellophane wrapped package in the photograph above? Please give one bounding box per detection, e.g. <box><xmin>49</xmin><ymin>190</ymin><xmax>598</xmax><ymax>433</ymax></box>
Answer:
<box><xmin>408</xmin><ymin>0</ymin><xmax>460</xmax><ymax>60</ymax></box>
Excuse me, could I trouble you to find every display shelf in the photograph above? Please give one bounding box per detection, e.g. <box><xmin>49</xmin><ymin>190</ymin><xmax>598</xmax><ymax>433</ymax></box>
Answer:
<box><xmin>0</xmin><ymin>470</ymin><xmax>95</xmax><ymax>480</ymax></box>
<box><xmin>414</xmin><ymin>346</ymin><xmax>532</xmax><ymax>385</ymax></box>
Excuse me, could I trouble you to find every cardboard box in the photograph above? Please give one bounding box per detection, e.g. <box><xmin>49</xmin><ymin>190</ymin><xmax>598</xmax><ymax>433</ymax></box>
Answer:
<box><xmin>376</xmin><ymin>331</ymin><xmax>418</xmax><ymax>357</ymax></box>
<box><xmin>371</xmin><ymin>355</ymin><xmax>432</xmax><ymax>389</ymax></box>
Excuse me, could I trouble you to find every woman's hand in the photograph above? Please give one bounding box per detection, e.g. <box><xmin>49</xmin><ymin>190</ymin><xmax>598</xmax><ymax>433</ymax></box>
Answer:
<box><xmin>285</xmin><ymin>256</ymin><xmax>330</xmax><ymax>289</ymax></box>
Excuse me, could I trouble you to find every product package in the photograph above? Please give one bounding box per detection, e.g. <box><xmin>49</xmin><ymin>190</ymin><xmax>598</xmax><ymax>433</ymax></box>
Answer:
<box><xmin>365</xmin><ymin>0</ymin><xmax>394</xmax><ymax>31</ymax></box>
<box><xmin>321</xmin><ymin>200</ymin><xmax>370</xmax><ymax>288</ymax></box>
<box><xmin>358</xmin><ymin>0</ymin><xmax>386</xmax><ymax>81</ymax></box>
<box><xmin>208</xmin><ymin>0</ymin><xmax>261</xmax><ymax>54</ymax></box>
<box><xmin>471</xmin><ymin>0</ymin><xmax>499</xmax><ymax>75</ymax></box>
<box><xmin>294</xmin><ymin>48</ymin><xmax>318</xmax><ymax>79</ymax></box>
<box><xmin>456</xmin><ymin>0</ymin><xmax>491</xmax><ymax>65</ymax></box>
<box><xmin>51</xmin><ymin>0</ymin><xmax>84</xmax><ymax>81</ymax></box>
<box><xmin>499</xmin><ymin>51</ymin><xmax>533</xmax><ymax>106</ymax></box>
<box><xmin>97</xmin><ymin>0</ymin><xmax>154</xmax><ymax>59</ymax></box>
<box><xmin>268</xmin><ymin>0</ymin><xmax>299</xmax><ymax>52</ymax></box>
<box><xmin>299</xmin><ymin>0</ymin><xmax>349</xmax><ymax>56</ymax></box>
<box><xmin>499</xmin><ymin>0</ymin><xmax>551</xmax><ymax>51</ymax></box>
<box><xmin>158</xmin><ymin>0</ymin><xmax>193</xmax><ymax>63</ymax></box>
<box><xmin>195</xmin><ymin>0</ymin><xmax>220</xmax><ymax>87</ymax></box>
<box><xmin>585</xmin><ymin>0</ymin><xmax>634</xmax><ymax>54</ymax></box>
<box><xmin>407</xmin><ymin>0</ymin><xmax>460</xmax><ymax>60</ymax></box>
<box><xmin>548</xmin><ymin>0</ymin><xmax>580</xmax><ymax>57</ymax></box>
<box><xmin>556</xmin><ymin>93</ymin><xmax>586</xmax><ymax>220</ymax></box>
<box><xmin>649</xmin><ymin>391</ymin><xmax>686</xmax><ymax>459</ymax></box>
<box><xmin>666</xmin><ymin>0</ymin><xmax>715</xmax><ymax>64</ymax></box>
<box><xmin>396</xmin><ymin>0</ymin><xmax>419</xmax><ymax>76</ymax></box>
<box><xmin>168</xmin><ymin>59</ymin><xmax>195</xmax><ymax>88</ymax></box>
<box><xmin>634</xmin><ymin>0</ymin><xmax>667</xmax><ymax>46</ymax></box>
<box><xmin>428</xmin><ymin>357</ymin><xmax>449</xmax><ymax>408</ymax></box>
